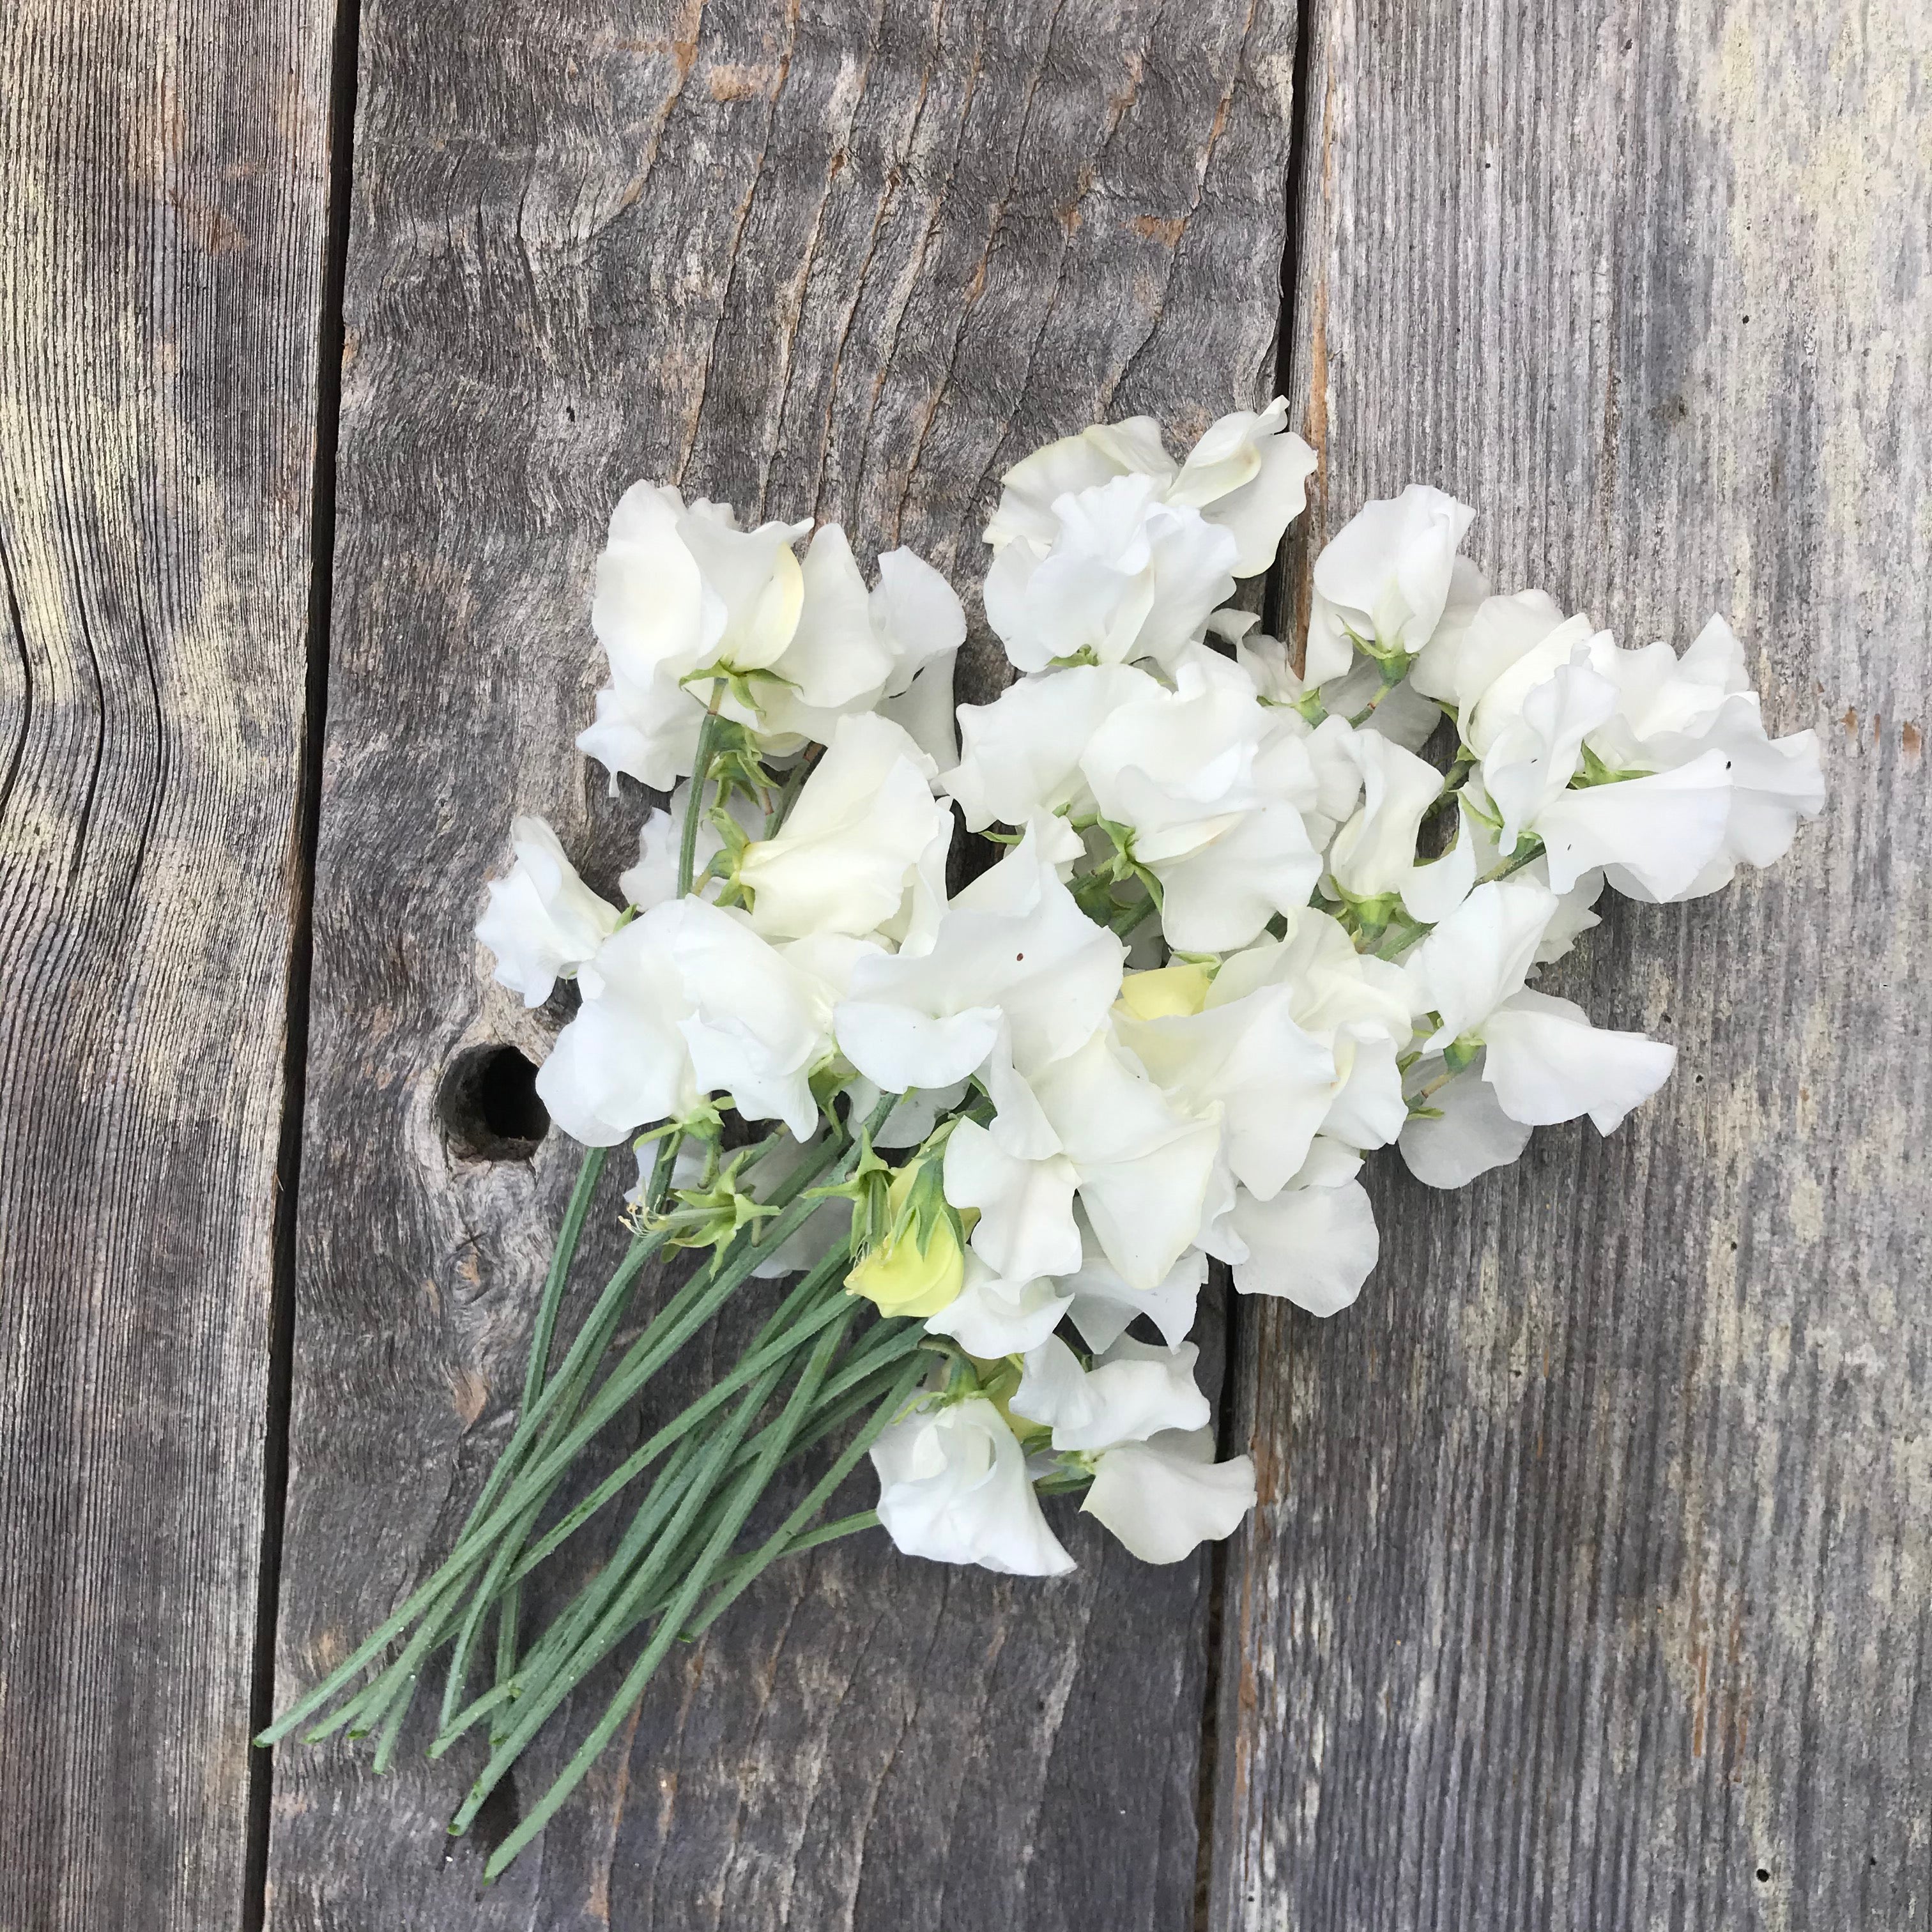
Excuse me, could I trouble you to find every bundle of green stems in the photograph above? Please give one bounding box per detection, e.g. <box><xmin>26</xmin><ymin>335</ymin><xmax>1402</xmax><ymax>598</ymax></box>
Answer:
<box><xmin>258</xmin><ymin>1106</ymin><xmax>926</xmax><ymax>1879</ymax></box>
<box><xmin>258</xmin><ymin>709</ymin><xmax>931</xmax><ymax>1881</ymax></box>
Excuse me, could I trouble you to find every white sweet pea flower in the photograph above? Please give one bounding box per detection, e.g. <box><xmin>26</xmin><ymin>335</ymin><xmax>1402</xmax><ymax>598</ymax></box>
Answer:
<box><xmin>1404</xmin><ymin>877</ymin><xmax>1558</xmax><ymax>1050</ymax></box>
<box><xmin>583</xmin><ymin>487</ymin><xmax>811</xmax><ymax>778</ymax></box>
<box><xmin>1203</xmin><ymin>908</ymin><xmax>1413</xmax><ymax>1155</ymax></box>
<box><xmin>946</xmin><ymin>1022</ymin><xmax>1221</xmax><ymax>1292</ymax></box>
<box><xmin>993</xmin><ymin>1027</ymin><xmax>1224</xmax><ymax>1291</ymax></box>
<box><xmin>1586</xmin><ymin>617</ymin><xmax>1823</xmax><ymax>898</ymax></box>
<box><xmin>1163</xmin><ymin>399</ymin><xmax>1320</xmax><ymax>574</ymax></box>
<box><xmin>1528</xmin><ymin>753</ymin><xmax>1735</xmax><ymax>900</ymax></box>
<box><xmin>756</xmin><ymin>528</ymin><xmax>967</xmax><ymax>758</ymax></box>
<box><xmin>834</xmin><ymin>822</ymin><xmax>1124</xmax><ymax>1092</ymax></box>
<box><xmin>923</xmin><ymin>1252</ymin><xmax>1073</xmax><ymax>1357</ymax></box>
<box><xmin>1413</xmin><ymin>591</ymin><xmax>1611</xmax><ymax>753</ymax></box>
<box><xmin>737</xmin><ymin>713</ymin><xmax>951</xmax><ymax>942</ymax></box>
<box><xmin>1478</xmin><ymin>650</ymin><xmax>1620</xmax><ymax>854</ymax></box>
<box><xmin>985</xmin><ymin>399</ymin><xmax>1315</xmax><ymax>579</ymax></box>
<box><xmin>983</xmin><ymin>471</ymin><xmax>1238</xmax><ymax>674</ymax></box>
<box><xmin>1398</xmin><ymin>883</ymin><xmax>1674</xmax><ymax>1163</ymax></box>
<box><xmin>475</xmin><ymin>816</ymin><xmax>622</xmax><ymax>1008</ymax></box>
<box><xmin>945</xmin><ymin>663</ymin><xmax>1159</xmax><ymax>831</ymax></box>
<box><xmin>576</xmin><ymin>663</ymin><xmax>709</xmax><ymax>792</ymax></box>
<box><xmin>1011</xmin><ymin>1335</ymin><xmax>1211</xmax><ymax>1452</ymax></box>
<box><xmin>1470</xmin><ymin>647</ymin><xmax>1735</xmax><ymax>901</ymax></box>
<box><xmin>1004</xmin><ymin>1337</ymin><xmax>1252</xmax><ymax>1566</ymax></box>
<box><xmin>942</xmin><ymin>1119</ymin><xmax>1082</xmax><ymax>1281</ymax></box>
<box><xmin>535</xmin><ymin>899</ymin><xmax>829</xmax><ymax>1144</ymax></box>
<box><xmin>1083</xmin><ymin>645</ymin><xmax>1324</xmax><ymax>950</ymax></box>
<box><xmin>1326</xmin><ymin>730</ymin><xmax>1446</xmax><ymax>901</ymax></box>
<box><xmin>1082</xmin><ymin>1427</ymin><xmax>1257</xmax><ymax>1565</ymax></box>
<box><xmin>870</xmin><ymin>1395</ymin><xmax>1074</xmax><ymax>1576</ymax></box>
<box><xmin>1222</xmin><ymin>1138</ymin><xmax>1379</xmax><ymax>1315</ymax></box>
<box><xmin>1307</xmin><ymin>485</ymin><xmax>1477</xmax><ymax>686</ymax></box>
<box><xmin>1116</xmin><ymin>975</ymin><xmax>1340</xmax><ymax>1202</ymax></box>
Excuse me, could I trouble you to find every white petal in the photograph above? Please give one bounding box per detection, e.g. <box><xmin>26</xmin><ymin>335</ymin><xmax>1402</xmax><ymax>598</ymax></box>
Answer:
<box><xmin>1082</xmin><ymin>1429</ymin><xmax>1256</xmax><ymax>1564</ymax></box>
<box><xmin>617</xmin><ymin>807</ymin><xmax>680</xmax><ymax>914</ymax></box>
<box><xmin>1153</xmin><ymin>801</ymin><xmax>1324</xmax><ymax>953</ymax></box>
<box><xmin>923</xmin><ymin>1254</ymin><xmax>1072</xmax><ymax>1356</ymax></box>
<box><xmin>1013</xmin><ymin>1335</ymin><xmax>1210</xmax><ymax>1452</ymax></box>
<box><xmin>475</xmin><ymin>815</ymin><xmax>622</xmax><ymax>1007</ymax></box>
<box><xmin>576</xmin><ymin>671</ymin><xmax>709</xmax><ymax>790</ymax></box>
<box><xmin>1397</xmin><ymin>1059</ymin><xmax>1533</xmax><ymax>1188</ymax></box>
<box><xmin>834</xmin><ymin>999</ymin><xmax>1002</xmax><ymax>1094</ymax></box>
<box><xmin>1480</xmin><ymin>988</ymin><xmax>1675</xmax><ymax>1132</ymax></box>
<box><xmin>945</xmin><ymin>663</ymin><xmax>1154</xmax><ymax>831</ymax></box>
<box><xmin>738</xmin><ymin>712</ymin><xmax>950</xmax><ymax>940</ymax></box>
<box><xmin>1404</xmin><ymin>877</ymin><xmax>1559</xmax><ymax>1048</ymax></box>
<box><xmin>1534</xmin><ymin>750</ymin><xmax>1732</xmax><ymax>899</ymax></box>
<box><xmin>1309</xmin><ymin>484</ymin><xmax>1476</xmax><ymax>669</ymax></box>
<box><xmin>943</xmin><ymin>1119</ymin><xmax>1082</xmax><ymax>1282</ymax></box>
<box><xmin>1229</xmin><ymin>1177</ymin><xmax>1379</xmax><ymax>1316</ymax></box>
<box><xmin>872</xmin><ymin>1397</ymin><xmax>1075</xmax><ymax>1576</ymax></box>
<box><xmin>1328</xmin><ymin>732</ymin><xmax>1445</xmax><ymax>899</ymax></box>
<box><xmin>1117</xmin><ymin>985</ymin><xmax>1336</xmax><ymax>1201</ymax></box>
<box><xmin>1064</xmin><ymin>1233</ymin><xmax>1207</xmax><ymax>1353</ymax></box>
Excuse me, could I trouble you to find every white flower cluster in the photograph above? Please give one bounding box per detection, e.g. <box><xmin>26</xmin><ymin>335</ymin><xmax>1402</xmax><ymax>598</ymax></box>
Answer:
<box><xmin>477</xmin><ymin>401</ymin><xmax>1821</xmax><ymax>1581</ymax></box>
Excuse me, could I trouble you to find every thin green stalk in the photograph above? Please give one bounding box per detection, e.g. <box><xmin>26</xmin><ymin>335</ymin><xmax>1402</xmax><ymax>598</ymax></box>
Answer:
<box><xmin>452</xmin><ymin>1318</ymin><xmax>839</xmax><ymax>1841</ymax></box>
<box><xmin>474</xmin><ymin>1308</ymin><xmax>857</xmax><ymax>1878</ymax></box>
<box><xmin>481</xmin><ymin>1144</ymin><xmax>606</xmax><ymax>1696</ymax></box>
<box><xmin>445</xmin><ymin>1123</ymin><xmax>800</xmax><ymax>1729</ymax></box>
<box><xmin>256</xmin><ymin>1222</ymin><xmax>673</xmax><ymax>1749</ymax></box>
<box><xmin>678</xmin><ymin>689</ymin><xmax>724</xmax><ymax>896</ymax></box>
<box><xmin>428</xmin><ymin>1255</ymin><xmax>859</xmax><ymax>1752</ymax></box>
<box><xmin>672</xmin><ymin>1351</ymin><xmax>928</xmax><ymax>1643</ymax></box>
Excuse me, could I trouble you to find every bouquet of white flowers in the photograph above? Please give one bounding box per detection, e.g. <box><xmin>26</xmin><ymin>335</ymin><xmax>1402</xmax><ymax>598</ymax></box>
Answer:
<box><xmin>260</xmin><ymin>401</ymin><xmax>1822</xmax><ymax>1876</ymax></box>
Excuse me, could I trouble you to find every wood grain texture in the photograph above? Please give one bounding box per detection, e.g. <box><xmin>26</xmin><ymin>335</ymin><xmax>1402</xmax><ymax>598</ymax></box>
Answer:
<box><xmin>1210</xmin><ymin>4</ymin><xmax>1932</xmax><ymax>1928</ymax></box>
<box><xmin>0</xmin><ymin>2</ymin><xmax>334</xmax><ymax>1927</ymax></box>
<box><xmin>266</xmin><ymin>3</ymin><xmax>1292</xmax><ymax>1926</ymax></box>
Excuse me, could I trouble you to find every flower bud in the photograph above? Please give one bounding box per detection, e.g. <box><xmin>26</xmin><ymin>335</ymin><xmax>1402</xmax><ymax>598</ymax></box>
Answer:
<box><xmin>845</xmin><ymin>1164</ymin><xmax>965</xmax><ymax>1319</ymax></box>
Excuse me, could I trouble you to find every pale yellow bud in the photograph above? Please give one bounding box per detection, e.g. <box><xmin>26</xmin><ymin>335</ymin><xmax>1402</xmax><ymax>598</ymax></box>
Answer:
<box><xmin>1116</xmin><ymin>962</ymin><xmax>1213</xmax><ymax>1021</ymax></box>
<box><xmin>845</xmin><ymin>1169</ymin><xmax>965</xmax><ymax>1319</ymax></box>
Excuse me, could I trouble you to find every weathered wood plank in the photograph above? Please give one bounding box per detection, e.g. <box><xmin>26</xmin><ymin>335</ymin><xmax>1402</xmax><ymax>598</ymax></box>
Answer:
<box><xmin>1211</xmin><ymin>4</ymin><xmax>1932</xmax><ymax>1927</ymax></box>
<box><xmin>267</xmin><ymin>4</ymin><xmax>1294</xmax><ymax>1926</ymax></box>
<box><xmin>0</xmin><ymin>3</ymin><xmax>335</xmax><ymax>1927</ymax></box>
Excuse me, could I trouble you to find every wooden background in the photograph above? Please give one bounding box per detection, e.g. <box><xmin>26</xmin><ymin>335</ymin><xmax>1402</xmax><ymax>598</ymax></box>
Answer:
<box><xmin>0</xmin><ymin>1</ymin><xmax>1924</xmax><ymax>1927</ymax></box>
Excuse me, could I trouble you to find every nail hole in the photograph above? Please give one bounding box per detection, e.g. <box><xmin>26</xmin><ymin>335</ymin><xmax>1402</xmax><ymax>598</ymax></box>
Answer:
<box><xmin>439</xmin><ymin>1045</ymin><xmax>549</xmax><ymax>1160</ymax></box>
<box><xmin>1756</xmin><ymin>1868</ymin><xmax>1771</xmax><ymax>1883</ymax></box>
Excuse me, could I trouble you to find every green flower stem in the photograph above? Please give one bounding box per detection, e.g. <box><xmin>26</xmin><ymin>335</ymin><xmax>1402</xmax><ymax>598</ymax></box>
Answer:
<box><xmin>678</xmin><ymin>691</ymin><xmax>725</xmax><ymax>896</ymax></box>
<box><xmin>448</xmin><ymin>1123</ymin><xmax>806</xmax><ymax>1728</ymax></box>
<box><xmin>417</xmin><ymin>1122</ymin><xmax>885</xmax><ymax>1750</ymax></box>
<box><xmin>257</xmin><ymin>1217</ymin><xmax>674</xmax><ymax>1750</ymax></box>
<box><xmin>475</xmin><ymin>1307</ymin><xmax>856</xmax><ymax>1879</ymax></box>
<box><xmin>451</xmin><ymin>1327</ymin><xmax>924</xmax><ymax>1758</ymax></box>
<box><xmin>479</xmin><ymin>1252</ymin><xmax>855</xmax><ymax>1636</ymax></box>
<box><xmin>670</xmin><ymin>1351</ymin><xmax>927</xmax><ymax>1643</ymax></box>
<box><xmin>473</xmin><ymin>1144</ymin><xmax>607</xmax><ymax>1703</ymax></box>
<box><xmin>431</xmin><ymin>1229</ymin><xmax>889</xmax><ymax>1761</ymax></box>
<box><xmin>431</xmin><ymin>1368</ymin><xmax>778</xmax><ymax>1763</ymax></box>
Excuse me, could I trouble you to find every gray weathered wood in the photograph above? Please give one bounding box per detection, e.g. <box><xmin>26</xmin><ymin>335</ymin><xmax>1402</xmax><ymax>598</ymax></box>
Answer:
<box><xmin>267</xmin><ymin>4</ymin><xmax>1294</xmax><ymax>1926</ymax></box>
<box><xmin>0</xmin><ymin>3</ymin><xmax>334</xmax><ymax>1927</ymax></box>
<box><xmin>1210</xmin><ymin>3</ymin><xmax>1932</xmax><ymax>1927</ymax></box>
